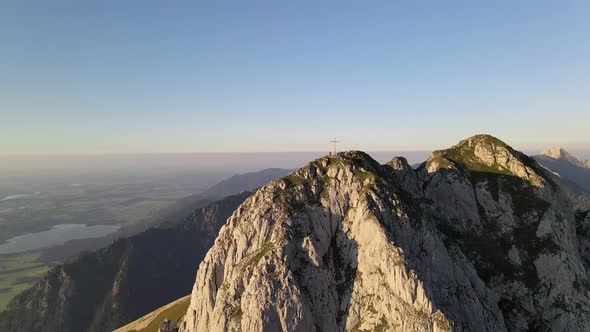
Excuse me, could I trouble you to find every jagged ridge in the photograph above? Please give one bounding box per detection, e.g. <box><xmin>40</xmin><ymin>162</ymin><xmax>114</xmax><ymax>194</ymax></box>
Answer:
<box><xmin>180</xmin><ymin>134</ymin><xmax>590</xmax><ymax>332</ymax></box>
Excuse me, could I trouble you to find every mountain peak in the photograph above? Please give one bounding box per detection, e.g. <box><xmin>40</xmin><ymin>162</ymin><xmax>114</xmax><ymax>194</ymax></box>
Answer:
<box><xmin>178</xmin><ymin>135</ymin><xmax>590</xmax><ymax>332</ymax></box>
<box><xmin>449</xmin><ymin>134</ymin><xmax>512</xmax><ymax>155</ymax></box>
<box><xmin>426</xmin><ymin>134</ymin><xmax>546</xmax><ymax>186</ymax></box>
<box><xmin>540</xmin><ymin>146</ymin><xmax>569</xmax><ymax>159</ymax></box>
<box><xmin>457</xmin><ymin>133</ymin><xmax>508</xmax><ymax>146</ymax></box>
<box><xmin>539</xmin><ymin>146</ymin><xmax>586</xmax><ymax>166</ymax></box>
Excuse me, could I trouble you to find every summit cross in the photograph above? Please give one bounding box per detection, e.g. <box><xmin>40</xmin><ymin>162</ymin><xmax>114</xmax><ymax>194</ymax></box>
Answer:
<box><xmin>330</xmin><ymin>138</ymin><xmax>341</xmax><ymax>155</ymax></box>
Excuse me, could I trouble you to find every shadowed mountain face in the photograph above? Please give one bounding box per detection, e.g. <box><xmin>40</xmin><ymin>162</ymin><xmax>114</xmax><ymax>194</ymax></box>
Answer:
<box><xmin>0</xmin><ymin>168</ymin><xmax>290</xmax><ymax>332</ymax></box>
<box><xmin>179</xmin><ymin>135</ymin><xmax>590</xmax><ymax>331</ymax></box>
<box><xmin>0</xmin><ymin>192</ymin><xmax>251</xmax><ymax>332</ymax></box>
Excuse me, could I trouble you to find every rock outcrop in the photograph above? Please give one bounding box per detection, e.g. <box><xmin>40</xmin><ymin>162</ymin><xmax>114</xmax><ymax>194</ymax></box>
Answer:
<box><xmin>576</xmin><ymin>210</ymin><xmax>590</xmax><ymax>268</ymax></box>
<box><xmin>180</xmin><ymin>135</ymin><xmax>590</xmax><ymax>331</ymax></box>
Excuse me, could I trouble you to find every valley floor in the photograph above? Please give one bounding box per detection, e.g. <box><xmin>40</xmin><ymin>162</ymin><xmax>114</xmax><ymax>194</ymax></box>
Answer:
<box><xmin>0</xmin><ymin>252</ymin><xmax>50</xmax><ymax>311</ymax></box>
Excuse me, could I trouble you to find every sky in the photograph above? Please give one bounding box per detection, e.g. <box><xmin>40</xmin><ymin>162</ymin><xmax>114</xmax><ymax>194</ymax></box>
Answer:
<box><xmin>1</xmin><ymin>1</ymin><xmax>589</xmax><ymax>155</ymax></box>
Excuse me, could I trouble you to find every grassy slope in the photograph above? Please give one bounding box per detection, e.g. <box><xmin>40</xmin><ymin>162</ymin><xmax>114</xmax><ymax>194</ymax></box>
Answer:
<box><xmin>114</xmin><ymin>295</ymin><xmax>190</xmax><ymax>332</ymax></box>
<box><xmin>0</xmin><ymin>253</ymin><xmax>50</xmax><ymax>311</ymax></box>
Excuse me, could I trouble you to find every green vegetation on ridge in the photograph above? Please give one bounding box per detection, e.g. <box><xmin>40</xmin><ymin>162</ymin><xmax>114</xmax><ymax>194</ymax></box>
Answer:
<box><xmin>136</xmin><ymin>296</ymin><xmax>190</xmax><ymax>332</ymax></box>
<box><xmin>444</xmin><ymin>135</ymin><xmax>515</xmax><ymax>175</ymax></box>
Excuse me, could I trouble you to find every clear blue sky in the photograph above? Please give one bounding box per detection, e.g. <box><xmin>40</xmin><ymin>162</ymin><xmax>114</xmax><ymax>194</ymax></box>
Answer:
<box><xmin>1</xmin><ymin>1</ymin><xmax>589</xmax><ymax>154</ymax></box>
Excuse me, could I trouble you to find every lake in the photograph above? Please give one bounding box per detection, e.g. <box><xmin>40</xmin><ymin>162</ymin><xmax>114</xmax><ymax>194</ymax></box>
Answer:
<box><xmin>0</xmin><ymin>224</ymin><xmax>120</xmax><ymax>254</ymax></box>
<box><xmin>1</xmin><ymin>194</ymin><xmax>30</xmax><ymax>201</ymax></box>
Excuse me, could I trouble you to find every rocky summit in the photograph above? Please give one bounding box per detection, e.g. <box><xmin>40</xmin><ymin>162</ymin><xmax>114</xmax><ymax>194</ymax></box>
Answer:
<box><xmin>179</xmin><ymin>134</ymin><xmax>590</xmax><ymax>332</ymax></box>
<box><xmin>540</xmin><ymin>147</ymin><xmax>590</xmax><ymax>169</ymax></box>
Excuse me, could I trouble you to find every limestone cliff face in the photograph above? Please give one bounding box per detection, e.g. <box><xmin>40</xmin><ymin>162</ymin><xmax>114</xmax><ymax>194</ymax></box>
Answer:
<box><xmin>576</xmin><ymin>211</ymin><xmax>590</xmax><ymax>269</ymax></box>
<box><xmin>180</xmin><ymin>135</ymin><xmax>590</xmax><ymax>332</ymax></box>
<box><xmin>421</xmin><ymin>135</ymin><xmax>590</xmax><ymax>331</ymax></box>
<box><xmin>181</xmin><ymin>151</ymin><xmax>456</xmax><ymax>332</ymax></box>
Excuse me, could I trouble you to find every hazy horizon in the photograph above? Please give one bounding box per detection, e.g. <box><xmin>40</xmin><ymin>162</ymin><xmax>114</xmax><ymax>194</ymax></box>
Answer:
<box><xmin>2</xmin><ymin>146</ymin><xmax>589</xmax><ymax>176</ymax></box>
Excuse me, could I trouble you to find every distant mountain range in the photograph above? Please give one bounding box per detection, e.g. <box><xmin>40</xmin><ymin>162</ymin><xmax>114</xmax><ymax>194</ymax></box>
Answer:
<box><xmin>537</xmin><ymin>147</ymin><xmax>590</xmax><ymax>169</ymax></box>
<box><xmin>533</xmin><ymin>147</ymin><xmax>590</xmax><ymax>211</ymax></box>
<box><xmin>201</xmin><ymin>168</ymin><xmax>293</xmax><ymax>199</ymax></box>
<box><xmin>147</xmin><ymin>167</ymin><xmax>292</xmax><ymax>229</ymax></box>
